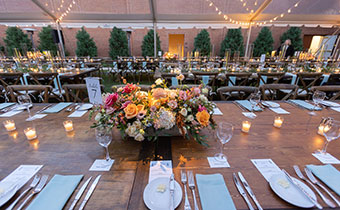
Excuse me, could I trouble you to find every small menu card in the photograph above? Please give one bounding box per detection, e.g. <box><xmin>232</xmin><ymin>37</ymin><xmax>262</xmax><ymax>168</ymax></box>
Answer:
<box><xmin>149</xmin><ymin>160</ymin><xmax>172</xmax><ymax>183</ymax></box>
<box><xmin>269</xmin><ymin>107</ymin><xmax>290</xmax><ymax>114</ymax></box>
<box><xmin>313</xmin><ymin>153</ymin><xmax>340</xmax><ymax>164</ymax></box>
<box><xmin>89</xmin><ymin>159</ymin><xmax>114</xmax><ymax>171</ymax></box>
<box><xmin>331</xmin><ymin>107</ymin><xmax>340</xmax><ymax>113</ymax></box>
<box><xmin>68</xmin><ymin>110</ymin><xmax>87</xmax><ymax>118</ymax></box>
<box><xmin>207</xmin><ymin>157</ymin><xmax>230</xmax><ymax>168</ymax></box>
<box><xmin>242</xmin><ymin>112</ymin><xmax>256</xmax><ymax>119</ymax></box>
<box><xmin>213</xmin><ymin>108</ymin><xmax>223</xmax><ymax>115</ymax></box>
<box><xmin>26</xmin><ymin>114</ymin><xmax>47</xmax><ymax>121</ymax></box>
<box><xmin>251</xmin><ymin>159</ymin><xmax>282</xmax><ymax>182</ymax></box>
<box><xmin>0</xmin><ymin>110</ymin><xmax>23</xmax><ymax>117</ymax></box>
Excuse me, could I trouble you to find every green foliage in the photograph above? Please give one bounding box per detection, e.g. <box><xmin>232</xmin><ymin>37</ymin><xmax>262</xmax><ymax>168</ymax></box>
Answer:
<box><xmin>109</xmin><ymin>27</ymin><xmax>129</xmax><ymax>59</ymax></box>
<box><xmin>220</xmin><ymin>28</ymin><xmax>244</xmax><ymax>57</ymax></box>
<box><xmin>253</xmin><ymin>27</ymin><xmax>274</xmax><ymax>57</ymax></box>
<box><xmin>3</xmin><ymin>27</ymin><xmax>32</xmax><ymax>56</ymax></box>
<box><xmin>38</xmin><ymin>25</ymin><xmax>58</xmax><ymax>55</ymax></box>
<box><xmin>76</xmin><ymin>27</ymin><xmax>97</xmax><ymax>57</ymax></box>
<box><xmin>280</xmin><ymin>27</ymin><xmax>303</xmax><ymax>51</ymax></box>
<box><xmin>193</xmin><ymin>29</ymin><xmax>211</xmax><ymax>56</ymax></box>
<box><xmin>141</xmin><ymin>29</ymin><xmax>161</xmax><ymax>57</ymax></box>
<box><xmin>0</xmin><ymin>44</ymin><xmax>4</xmax><ymax>54</ymax></box>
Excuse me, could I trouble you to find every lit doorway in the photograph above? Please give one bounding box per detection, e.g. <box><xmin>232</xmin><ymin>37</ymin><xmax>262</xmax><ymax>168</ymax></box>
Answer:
<box><xmin>168</xmin><ymin>34</ymin><xmax>184</xmax><ymax>59</ymax></box>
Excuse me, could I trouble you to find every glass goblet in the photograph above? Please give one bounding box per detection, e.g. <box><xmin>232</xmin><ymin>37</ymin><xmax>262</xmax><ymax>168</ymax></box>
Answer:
<box><xmin>214</xmin><ymin>122</ymin><xmax>233</xmax><ymax>162</ymax></box>
<box><xmin>18</xmin><ymin>94</ymin><xmax>32</xmax><ymax>118</ymax></box>
<box><xmin>317</xmin><ymin>119</ymin><xmax>340</xmax><ymax>154</ymax></box>
<box><xmin>309</xmin><ymin>90</ymin><xmax>326</xmax><ymax>116</ymax></box>
<box><xmin>249</xmin><ymin>92</ymin><xmax>261</xmax><ymax>113</ymax></box>
<box><xmin>95</xmin><ymin>126</ymin><xmax>112</xmax><ymax>161</ymax></box>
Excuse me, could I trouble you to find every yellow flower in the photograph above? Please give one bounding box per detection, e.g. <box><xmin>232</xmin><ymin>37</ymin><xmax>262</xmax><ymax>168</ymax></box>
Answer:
<box><xmin>124</xmin><ymin>104</ymin><xmax>139</xmax><ymax>119</ymax></box>
<box><xmin>140</xmin><ymin>129</ymin><xmax>145</xmax><ymax>135</ymax></box>
<box><xmin>196</xmin><ymin>110</ymin><xmax>210</xmax><ymax>127</ymax></box>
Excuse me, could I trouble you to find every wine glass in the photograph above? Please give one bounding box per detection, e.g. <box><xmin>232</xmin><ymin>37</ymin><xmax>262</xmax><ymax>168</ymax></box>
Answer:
<box><xmin>95</xmin><ymin>126</ymin><xmax>112</xmax><ymax>161</ymax></box>
<box><xmin>249</xmin><ymin>92</ymin><xmax>261</xmax><ymax>113</ymax></box>
<box><xmin>316</xmin><ymin>118</ymin><xmax>340</xmax><ymax>154</ymax></box>
<box><xmin>214</xmin><ymin>122</ymin><xmax>233</xmax><ymax>162</ymax></box>
<box><xmin>18</xmin><ymin>94</ymin><xmax>32</xmax><ymax>118</ymax></box>
<box><xmin>309</xmin><ymin>90</ymin><xmax>326</xmax><ymax>116</ymax></box>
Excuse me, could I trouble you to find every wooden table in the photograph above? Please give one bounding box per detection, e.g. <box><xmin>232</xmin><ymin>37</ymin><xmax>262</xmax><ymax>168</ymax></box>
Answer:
<box><xmin>0</xmin><ymin>102</ymin><xmax>339</xmax><ymax>210</ymax></box>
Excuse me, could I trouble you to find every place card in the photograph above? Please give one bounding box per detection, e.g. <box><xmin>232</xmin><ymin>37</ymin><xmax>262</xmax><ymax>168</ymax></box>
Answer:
<box><xmin>251</xmin><ymin>159</ymin><xmax>283</xmax><ymax>182</ymax></box>
<box><xmin>269</xmin><ymin>107</ymin><xmax>290</xmax><ymax>114</ymax></box>
<box><xmin>331</xmin><ymin>107</ymin><xmax>340</xmax><ymax>113</ymax></box>
<box><xmin>68</xmin><ymin>110</ymin><xmax>87</xmax><ymax>118</ymax></box>
<box><xmin>213</xmin><ymin>107</ymin><xmax>223</xmax><ymax>115</ymax></box>
<box><xmin>89</xmin><ymin>159</ymin><xmax>114</xmax><ymax>171</ymax></box>
<box><xmin>149</xmin><ymin>160</ymin><xmax>172</xmax><ymax>183</ymax></box>
<box><xmin>26</xmin><ymin>114</ymin><xmax>47</xmax><ymax>121</ymax></box>
<box><xmin>0</xmin><ymin>103</ymin><xmax>15</xmax><ymax>110</ymax></box>
<box><xmin>0</xmin><ymin>110</ymin><xmax>23</xmax><ymax>117</ymax></box>
<box><xmin>207</xmin><ymin>157</ymin><xmax>230</xmax><ymax>168</ymax></box>
<box><xmin>242</xmin><ymin>112</ymin><xmax>256</xmax><ymax>119</ymax></box>
<box><xmin>312</xmin><ymin>153</ymin><xmax>340</xmax><ymax>164</ymax></box>
<box><xmin>0</xmin><ymin>165</ymin><xmax>43</xmax><ymax>191</ymax></box>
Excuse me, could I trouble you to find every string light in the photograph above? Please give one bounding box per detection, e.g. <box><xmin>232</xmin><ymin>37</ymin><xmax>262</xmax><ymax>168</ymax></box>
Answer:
<box><xmin>56</xmin><ymin>0</ymin><xmax>77</xmax><ymax>23</ymax></box>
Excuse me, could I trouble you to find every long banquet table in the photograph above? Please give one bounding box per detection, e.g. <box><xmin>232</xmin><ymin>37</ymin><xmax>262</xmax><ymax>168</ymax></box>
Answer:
<box><xmin>0</xmin><ymin>102</ymin><xmax>340</xmax><ymax>209</ymax></box>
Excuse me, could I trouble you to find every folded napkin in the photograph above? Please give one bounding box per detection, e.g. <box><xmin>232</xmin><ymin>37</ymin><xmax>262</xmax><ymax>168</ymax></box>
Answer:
<box><xmin>306</xmin><ymin>164</ymin><xmax>340</xmax><ymax>196</ymax></box>
<box><xmin>0</xmin><ymin>110</ymin><xmax>23</xmax><ymax>117</ymax></box>
<box><xmin>196</xmin><ymin>173</ymin><xmax>236</xmax><ymax>210</ymax></box>
<box><xmin>202</xmin><ymin>76</ymin><xmax>209</xmax><ymax>85</ymax></box>
<box><xmin>43</xmin><ymin>103</ymin><xmax>72</xmax><ymax>113</ymax></box>
<box><xmin>0</xmin><ymin>103</ymin><xmax>15</xmax><ymax>110</ymax></box>
<box><xmin>289</xmin><ymin>100</ymin><xmax>322</xmax><ymax>111</ymax></box>
<box><xmin>269</xmin><ymin>107</ymin><xmax>290</xmax><ymax>114</ymax></box>
<box><xmin>68</xmin><ymin>110</ymin><xmax>87</xmax><ymax>118</ymax></box>
<box><xmin>235</xmin><ymin>100</ymin><xmax>262</xmax><ymax>112</ymax></box>
<box><xmin>26</xmin><ymin>174</ymin><xmax>83</xmax><ymax>210</ymax></box>
<box><xmin>171</xmin><ymin>77</ymin><xmax>178</xmax><ymax>86</ymax></box>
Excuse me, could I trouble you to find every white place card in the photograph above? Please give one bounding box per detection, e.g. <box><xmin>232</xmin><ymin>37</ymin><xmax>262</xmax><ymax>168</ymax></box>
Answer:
<box><xmin>213</xmin><ymin>108</ymin><xmax>223</xmax><ymax>115</ymax></box>
<box><xmin>0</xmin><ymin>165</ymin><xmax>43</xmax><ymax>191</ymax></box>
<box><xmin>207</xmin><ymin>157</ymin><xmax>230</xmax><ymax>168</ymax></box>
<box><xmin>26</xmin><ymin>114</ymin><xmax>47</xmax><ymax>121</ymax></box>
<box><xmin>68</xmin><ymin>110</ymin><xmax>87</xmax><ymax>118</ymax></box>
<box><xmin>331</xmin><ymin>107</ymin><xmax>340</xmax><ymax>113</ymax></box>
<box><xmin>0</xmin><ymin>110</ymin><xmax>23</xmax><ymax>117</ymax></box>
<box><xmin>149</xmin><ymin>160</ymin><xmax>172</xmax><ymax>183</ymax></box>
<box><xmin>251</xmin><ymin>159</ymin><xmax>283</xmax><ymax>182</ymax></box>
<box><xmin>89</xmin><ymin>159</ymin><xmax>114</xmax><ymax>171</ymax></box>
<box><xmin>312</xmin><ymin>153</ymin><xmax>340</xmax><ymax>164</ymax></box>
<box><xmin>269</xmin><ymin>107</ymin><xmax>290</xmax><ymax>114</ymax></box>
<box><xmin>242</xmin><ymin>112</ymin><xmax>256</xmax><ymax>119</ymax></box>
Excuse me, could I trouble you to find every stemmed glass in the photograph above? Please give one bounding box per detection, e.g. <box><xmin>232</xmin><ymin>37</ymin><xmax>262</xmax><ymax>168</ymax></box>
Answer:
<box><xmin>95</xmin><ymin>126</ymin><xmax>112</xmax><ymax>161</ymax></box>
<box><xmin>316</xmin><ymin>118</ymin><xmax>340</xmax><ymax>154</ymax></box>
<box><xmin>309</xmin><ymin>90</ymin><xmax>326</xmax><ymax>116</ymax></box>
<box><xmin>18</xmin><ymin>94</ymin><xmax>32</xmax><ymax>119</ymax></box>
<box><xmin>249</xmin><ymin>92</ymin><xmax>261</xmax><ymax>113</ymax></box>
<box><xmin>214</xmin><ymin>122</ymin><xmax>233</xmax><ymax>162</ymax></box>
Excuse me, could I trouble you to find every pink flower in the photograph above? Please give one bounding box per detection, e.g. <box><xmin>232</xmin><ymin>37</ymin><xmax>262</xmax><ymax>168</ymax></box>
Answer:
<box><xmin>105</xmin><ymin>93</ymin><xmax>119</xmax><ymax>108</ymax></box>
<box><xmin>198</xmin><ymin>105</ymin><xmax>207</xmax><ymax>112</ymax></box>
<box><xmin>121</xmin><ymin>101</ymin><xmax>131</xmax><ymax>109</ymax></box>
<box><xmin>106</xmin><ymin>106</ymin><xmax>116</xmax><ymax>114</ymax></box>
<box><xmin>122</xmin><ymin>84</ymin><xmax>136</xmax><ymax>94</ymax></box>
<box><xmin>152</xmin><ymin>88</ymin><xmax>168</xmax><ymax>99</ymax></box>
<box><xmin>137</xmin><ymin>110</ymin><xmax>147</xmax><ymax>119</ymax></box>
<box><xmin>179</xmin><ymin>90</ymin><xmax>187</xmax><ymax>100</ymax></box>
<box><xmin>150</xmin><ymin>105</ymin><xmax>157</xmax><ymax>112</ymax></box>
<box><xmin>193</xmin><ymin>87</ymin><xmax>201</xmax><ymax>96</ymax></box>
<box><xmin>167</xmin><ymin>100</ymin><xmax>178</xmax><ymax>109</ymax></box>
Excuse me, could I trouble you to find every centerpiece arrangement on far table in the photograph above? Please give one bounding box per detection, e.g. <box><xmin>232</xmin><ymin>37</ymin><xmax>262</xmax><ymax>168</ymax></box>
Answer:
<box><xmin>91</xmin><ymin>78</ymin><xmax>216</xmax><ymax>146</ymax></box>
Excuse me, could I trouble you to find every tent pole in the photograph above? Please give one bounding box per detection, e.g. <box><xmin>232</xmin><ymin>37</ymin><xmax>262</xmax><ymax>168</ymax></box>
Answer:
<box><xmin>56</xmin><ymin>22</ymin><xmax>65</xmax><ymax>58</ymax></box>
<box><xmin>245</xmin><ymin>24</ymin><xmax>252</xmax><ymax>59</ymax></box>
<box><xmin>154</xmin><ymin>22</ymin><xmax>157</xmax><ymax>58</ymax></box>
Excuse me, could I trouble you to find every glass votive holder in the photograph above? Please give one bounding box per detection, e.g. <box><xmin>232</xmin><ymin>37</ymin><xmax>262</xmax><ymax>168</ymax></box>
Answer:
<box><xmin>3</xmin><ymin>120</ymin><xmax>16</xmax><ymax>131</ymax></box>
<box><xmin>63</xmin><ymin>120</ymin><xmax>74</xmax><ymax>132</ymax></box>
<box><xmin>24</xmin><ymin>127</ymin><xmax>37</xmax><ymax>140</ymax></box>
<box><xmin>273</xmin><ymin>116</ymin><xmax>284</xmax><ymax>128</ymax></box>
<box><xmin>242</xmin><ymin>121</ymin><xmax>251</xmax><ymax>133</ymax></box>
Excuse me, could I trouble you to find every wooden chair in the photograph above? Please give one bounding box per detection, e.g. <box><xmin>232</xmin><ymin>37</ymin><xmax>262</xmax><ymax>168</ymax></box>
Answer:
<box><xmin>225</xmin><ymin>73</ymin><xmax>252</xmax><ymax>86</ymax></box>
<box><xmin>217</xmin><ymin>86</ymin><xmax>258</xmax><ymax>101</ymax></box>
<box><xmin>28</xmin><ymin>72</ymin><xmax>64</xmax><ymax>101</ymax></box>
<box><xmin>325</xmin><ymin>73</ymin><xmax>340</xmax><ymax>85</ymax></box>
<box><xmin>295</xmin><ymin>73</ymin><xmax>323</xmax><ymax>98</ymax></box>
<box><xmin>260</xmin><ymin>84</ymin><xmax>298</xmax><ymax>100</ymax></box>
<box><xmin>192</xmin><ymin>72</ymin><xmax>219</xmax><ymax>88</ymax></box>
<box><xmin>7</xmin><ymin>85</ymin><xmax>51</xmax><ymax>103</ymax></box>
<box><xmin>311</xmin><ymin>86</ymin><xmax>340</xmax><ymax>100</ymax></box>
<box><xmin>257</xmin><ymin>72</ymin><xmax>285</xmax><ymax>86</ymax></box>
<box><xmin>0</xmin><ymin>72</ymin><xmax>23</xmax><ymax>101</ymax></box>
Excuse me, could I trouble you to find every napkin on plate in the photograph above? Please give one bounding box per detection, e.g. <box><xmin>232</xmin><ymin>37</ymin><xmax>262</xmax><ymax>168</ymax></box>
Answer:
<box><xmin>43</xmin><ymin>103</ymin><xmax>72</xmax><ymax>113</ymax></box>
<box><xmin>196</xmin><ymin>173</ymin><xmax>236</xmax><ymax>210</ymax></box>
<box><xmin>26</xmin><ymin>174</ymin><xmax>83</xmax><ymax>210</ymax></box>
<box><xmin>306</xmin><ymin>164</ymin><xmax>340</xmax><ymax>196</ymax></box>
<box><xmin>235</xmin><ymin>100</ymin><xmax>262</xmax><ymax>112</ymax></box>
<box><xmin>289</xmin><ymin>100</ymin><xmax>322</xmax><ymax>111</ymax></box>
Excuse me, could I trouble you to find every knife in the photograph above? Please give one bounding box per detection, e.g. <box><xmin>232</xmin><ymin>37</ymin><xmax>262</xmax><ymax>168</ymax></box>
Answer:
<box><xmin>169</xmin><ymin>174</ymin><xmax>175</xmax><ymax>210</ymax></box>
<box><xmin>78</xmin><ymin>175</ymin><xmax>101</xmax><ymax>210</ymax></box>
<box><xmin>68</xmin><ymin>176</ymin><xmax>92</xmax><ymax>210</ymax></box>
<box><xmin>233</xmin><ymin>173</ymin><xmax>254</xmax><ymax>210</ymax></box>
<box><xmin>238</xmin><ymin>172</ymin><xmax>263</xmax><ymax>210</ymax></box>
<box><xmin>282</xmin><ymin>170</ymin><xmax>322</xmax><ymax>209</ymax></box>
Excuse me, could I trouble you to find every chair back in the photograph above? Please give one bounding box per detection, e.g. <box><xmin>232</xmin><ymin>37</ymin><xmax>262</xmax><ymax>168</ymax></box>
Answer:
<box><xmin>192</xmin><ymin>72</ymin><xmax>219</xmax><ymax>88</ymax></box>
<box><xmin>260</xmin><ymin>84</ymin><xmax>298</xmax><ymax>100</ymax></box>
<box><xmin>326</xmin><ymin>73</ymin><xmax>340</xmax><ymax>85</ymax></box>
<box><xmin>296</xmin><ymin>73</ymin><xmax>323</xmax><ymax>95</ymax></box>
<box><xmin>257</xmin><ymin>72</ymin><xmax>285</xmax><ymax>86</ymax></box>
<box><xmin>225</xmin><ymin>73</ymin><xmax>252</xmax><ymax>86</ymax></box>
<box><xmin>217</xmin><ymin>86</ymin><xmax>258</xmax><ymax>101</ymax></box>
<box><xmin>311</xmin><ymin>85</ymin><xmax>340</xmax><ymax>100</ymax></box>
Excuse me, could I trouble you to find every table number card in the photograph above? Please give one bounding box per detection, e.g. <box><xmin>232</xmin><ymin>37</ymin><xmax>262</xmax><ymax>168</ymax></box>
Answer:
<box><xmin>213</xmin><ymin>107</ymin><xmax>223</xmax><ymax>115</ymax></box>
<box><xmin>207</xmin><ymin>157</ymin><xmax>230</xmax><ymax>168</ymax></box>
<box><xmin>85</xmin><ymin>77</ymin><xmax>102</xmax><ymax>105</ymax></box>
<box><xmin>260</xmin><ymin>54</ymin><xmax>266</xmax><ymax>63</ymax></box>
<box><xmin>89</xmin><ymin>159</ymin><xmax>114</xmax><ymax>171</ymax></box>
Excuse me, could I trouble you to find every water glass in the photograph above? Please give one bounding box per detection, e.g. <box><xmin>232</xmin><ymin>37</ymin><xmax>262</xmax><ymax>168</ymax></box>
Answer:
<box><xmin>18</xmin><ymin>94</ymin><xmax>32</xmax><ymax>118</ymax></box>
<box><xmin>95</xmin><ymin>126</ymin><xmax>112</xmax><ymax>161</ymax></box>
<box><xmin>317</xmin><ymin>118</ymin><xmax>340</xmax><ymax>154</ymax></box>
<box><xmin>309</xmin><ymin>90</ymin><xmax>326</xmax><ymax>116</ymax></box>
<box><xmin>249</xmin><ymin>92</ymin><xmax>261</xmax><ymax>112</ymax></box>
<box><xmin>214</xmin><ymin>122</ymin><xmax>233</xmax><ymax>161</ymax></box>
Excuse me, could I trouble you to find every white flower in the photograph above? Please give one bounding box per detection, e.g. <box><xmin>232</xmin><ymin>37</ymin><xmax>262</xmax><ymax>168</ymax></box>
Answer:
<box><xmin>126</xmin><ymin>124</ymin><xmax>137</xmax><ymax>137</ymax></box>
<box><xmin>202</xmin><ymin>88</ymin><xmax>209</xmax><ymax>94</ymax></box>
<box><xmin>135</xmin><ymin>133</ymin><xmax>145</xmax><ymax>141</ymax></box>
<box><xmin>154</xmin><ymin>109</ymin><xmax>176</xmax><ymax>130</ymax></box>
<box><xmin>95</xmin><ymin>113</ymin><xmax>102</xmax><ymax>121</ymax></box>
<box><xmin>133</xmin><ymin>120</ymin><xmax>142</xmax><ymax>129</ymax></box>
<box><xmin>199</xmin><ymin>95</ymin><xmax>208</xmax><ymax>103</ymax></box>
<box><xmin>155</xmin><ymin>78</ymin><xmax>163</xmax><ymax>85</ymax></box>
<box><xmin>180</xmin><ymin>108</ymin><xmax>187</xmax><ymax>117</ymax></box>
<box><xmin>186</xmin><ymin>115</ymin><xmax>194</xmax><ymax>122</ymax></box>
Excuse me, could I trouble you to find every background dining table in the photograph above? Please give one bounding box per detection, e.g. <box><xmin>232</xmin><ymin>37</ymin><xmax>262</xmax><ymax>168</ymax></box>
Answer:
<box><xmin>0</xmin><ymin>102</ymin><xmax>339</xmax><ymax>210</ymax></box>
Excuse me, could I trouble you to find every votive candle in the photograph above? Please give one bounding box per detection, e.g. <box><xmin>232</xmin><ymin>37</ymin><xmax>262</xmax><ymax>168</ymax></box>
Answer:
<box><xmin>273</xmin><ymin>116</ymin><xmax>284</xmax><ymax>128</ymax></box>
<box><xmin>24</xmin><ymin>127</ymin><xmax>37</xmax><ymax>140</ymax></box>
<box><xmin>63</xmin><ymin>120</ymin><xmax>73</xmax><ymax>132</ymax></box>
<box><xmin>3</xmin><ymin>120</ymin><xmax>16</xmax><ymax>131</ymax></box>
<box><xmin>242</xmin><ymin>121</ymin><xmax>251</xmax><ymax>133</ymax></box>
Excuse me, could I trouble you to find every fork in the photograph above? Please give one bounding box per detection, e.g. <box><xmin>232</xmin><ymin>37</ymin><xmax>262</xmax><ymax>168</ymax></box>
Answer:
<box><xmin>181</xmin><ymin>170</ymin><xmax>191</xmax><ymax>210</ymax></box>
<box><xmin>187</xmin><ymin>171</ymin><xmax>199</xmax><ymax>210</ymax></box>
<box><xmin>6</xmin><ymin>174</ymin><xmax>41</xmax><ymax>210</ymax></box>
<box><xmin>17</xmin><ymin>175</ymin><xmax>49</xmax><ymax>210</ymax></box>
<box><xmin>305</xmin><ymin>167</ymin><xmax>340</xmax><ymax>207</ymax></box>
<box><xmin>293</xmin><ymin>165</ymin><xmax>335</xmax><ymax>208</ymax></box>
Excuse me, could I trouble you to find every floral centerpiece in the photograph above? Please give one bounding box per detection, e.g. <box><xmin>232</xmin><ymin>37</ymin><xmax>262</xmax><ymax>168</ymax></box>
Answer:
<box><xmin>90</xmin><ymin>78</ymin><xmax>216</xmax><ymax>146</ymax></box>
<box><xmin>163</xmin><ymin>52</ymin><xmax>177</xmax><ymax>61</ymax></box>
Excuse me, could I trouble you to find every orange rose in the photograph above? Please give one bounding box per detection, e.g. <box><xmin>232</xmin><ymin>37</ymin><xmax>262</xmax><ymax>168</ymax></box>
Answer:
<box><xmin>137</xmin><ymin>104</ymin><xmax>144</xmax><ymax>112</ymax></box>
<box><xmin>196</xmin><ymin>110</ymin><xmax>210</xmax><ymax>127</ymax></box>
<box><xmin>152</xmin><ymin>88</ymin><xmax>168</xmax><ymax>99</ymax></box>
<box><xmin>124</xmin><ymin>104</ymin><xmax>138</xmax><ymax>119</ymax></box>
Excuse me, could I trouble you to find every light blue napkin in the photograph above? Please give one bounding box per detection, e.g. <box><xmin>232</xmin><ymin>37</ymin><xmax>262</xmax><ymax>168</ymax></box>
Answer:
<box><xmin>26</xmin><ymin>174</ymin><xmax>83</xmax><ymax>210</ymax></box>
<box><xmin>289</xmin><ymin>100</ymin><xmax>322</xmax><ymax>111</ymax></box>
<box><xmin>196</xmin><ymin>173</ymin><xmax>236</xmax><ymax>210</ymax></box>
<box><xmin>142</xmin><ymin>62</ymin><xmax>147</xmax><ymax>68</ymax></box>
<box><xmin>321</xmin><ymin>74</ymin><xmax>330</xmax><ymax>86</ymax></box>
<box><xmin>0</xmin><ymin>103</ymin><xmax>15</xmax><ymax>110</ymax></box>
<box><xmin>171</xmin><ymin>77</ymin><xmax>178</xmax><ymax>86</ymax></box>
<box><xmin>202</xmin><ymin>76</ymin><xmax>209</xmax><ymax>85</ymax></box>
<box><xmin>228</xmin><ymin>76</ymin><xmax>236</xmax><ymax>87</ymax></box>
<box><xmin>235</xmin><ymin>100</ymin><xmax>263</xmax><ymax>112</ymax></box>
<box><xmin>259</xmin><ymin>75</ymin><xmax>267</xmax><ymax>86</ymax></box>
<box><xmin>43</xmin><ymin>102</ymin><xmax>72</xmax><ymax>113</ymax></box>
<box><xmin>306</xmin><ymin>164</ymin><xmax>340</xmax><ymax>196</ymax></box>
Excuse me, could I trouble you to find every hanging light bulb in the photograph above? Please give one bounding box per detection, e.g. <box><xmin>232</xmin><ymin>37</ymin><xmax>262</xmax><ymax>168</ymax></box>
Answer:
<box><xmin>273</xmin><ymin>17</ymin><xmax>278</xmax><ymax>20</ymax></box>
<box><xmin>254</xmin><ymin>1</ymin><xmax>257</xmax><ymax>6</ymax></box>
<box><xmin>294</xmin><ymin>3</ymin><xmax>299</xmax><ymax>7</ymax></box>
<box><xmin>73</xmin><ymin>1</ymin><xmax>76</xmax><ymax>4</ymax></box>
<box><xmin>209</xmin><ymin>2</ymin><xmax>213</xmax><ymax>6</ymax></box>
<box><xmin>287</xmin><ymin>9</ymin><xmax>291</xmax><ymax>13</ymax></box>
<box><xmin>243</xmin><ymin>2</ymin><xmax>246</xmax><ymax>6</ymax></box>
<box><xmin>280</xmin><ymin>13</ymin><xmax>284</xmax><ymax>17</ymax></box>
